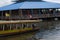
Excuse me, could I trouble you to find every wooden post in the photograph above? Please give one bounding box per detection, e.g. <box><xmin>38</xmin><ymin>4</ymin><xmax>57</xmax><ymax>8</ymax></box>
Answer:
<box><xmin>2</xmin><ymin>11</ymin><xmax>3</xmax><ymax>20</ymax></box>
<box><xmin>52</xmin><ymin>9</ymin><xmax>55</xmax><ymax>17</ymax></box>
<box><xmin>26</xmin><ymin>23</ymin><xmax>28</xmax><ymax>28</ymax></box>
<box><xmin>3</xmin><ymin>25</ymin><xmax>4</xmax><ymax>31</ymax></box>
<box><xmin>10</xmin><ymin>24</ymin><xmax>11</xmax><ymax>30</ymax></box>
<box><xmin>31</xmin><ymin>23</ymin><xmax>32</xmax><ymax>28</ymax></box>
<box><xmin>39</xmin><ymin>9</ymin><xmax>41</xmax><ymax>17</ymax></box>
<box><xmin>22</xmin><ymin>24</ymin><xmax>23</xmax><ymax>29</ymax></box>
<box><xmin>20</xmin><ymin>10</ymin><xmax>23</xmax><ymax>19</ymax></box>
<box><xmin>31</xmin><ymin>9</ymin><xmax>33</xmax><ymax>16</ymax></box>
<box><xmin>18</xmin><ymin>9</ymin><xmax>20</xmax><ymax>20</ymax></box>
<box><xmin>16</xmin><ymin>24</ymin><xmax>17</xmax><ymax>29</ymax></box>
<box><xmin>9</xmin><ymin>10</ymin><xmax>11</xmax><ymax>20</ymax></box>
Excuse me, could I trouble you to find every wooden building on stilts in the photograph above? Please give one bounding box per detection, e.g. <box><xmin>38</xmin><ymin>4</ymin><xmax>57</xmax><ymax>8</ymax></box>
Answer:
<box><xmin>0</xmin><ymin>0</ymin><xmax>60</xmax><ymax>35</ymax></box>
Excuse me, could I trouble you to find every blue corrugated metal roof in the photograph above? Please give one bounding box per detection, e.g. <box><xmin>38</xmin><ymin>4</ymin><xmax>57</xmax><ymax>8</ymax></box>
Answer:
<box><xmin>0</xmin><ymin>1</ymin><xmax>60</xmax><ymax>11</ymax></box>
<box><xmin>0</xmin><ymin>2</ymin><xmax>23</xmax><ymax>11</ymax></box>
<box><xmin>20</xmin><ymin>2</ymin><xmax>60</xmax><ymax>9</ymax></box>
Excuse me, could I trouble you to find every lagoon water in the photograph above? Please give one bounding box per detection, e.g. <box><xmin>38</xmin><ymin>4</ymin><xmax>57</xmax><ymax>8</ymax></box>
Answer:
<box><xmin>0</xmin><ymin>21</ymin><xmax>60</xmax><ymax>40</ymax></box>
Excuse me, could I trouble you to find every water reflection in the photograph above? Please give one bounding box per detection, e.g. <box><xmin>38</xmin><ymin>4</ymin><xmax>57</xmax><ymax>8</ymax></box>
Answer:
<box><xmin>34</xmin><ymin>29</ymin><xmax>60</xmax><ymax>40</ymax></box>
<box><xmin>32</xmin><ymin>21</ymin><xmax>60</xmax><ymax>40</ymax></box>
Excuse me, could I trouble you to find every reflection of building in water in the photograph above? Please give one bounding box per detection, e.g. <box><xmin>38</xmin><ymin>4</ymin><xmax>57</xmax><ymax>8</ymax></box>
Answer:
<box><xmin>0</xmin><ymin>0</ymin><xmax>60</xmax><ymax>35</ymax></box>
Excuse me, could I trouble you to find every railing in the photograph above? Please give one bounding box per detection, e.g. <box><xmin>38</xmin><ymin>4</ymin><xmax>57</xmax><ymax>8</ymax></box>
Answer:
<box><xmin>0</xmin><ymin>14</ymin><xmax>60</xmax><ymax>20</ymax></box>
<box><xmin>54</xmin><ymin>13</ymin><xmax>60</xmax><ymax>17</ymax></box>
<box><xmin>32</xmin><ymin>14</ymin><xmax>54</xmax><ymax>18</ymax></box>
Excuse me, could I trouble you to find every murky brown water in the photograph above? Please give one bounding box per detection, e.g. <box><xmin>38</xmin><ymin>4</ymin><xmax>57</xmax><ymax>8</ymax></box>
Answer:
<box><xmin>0</xmin><ymin>32</ymin><xmax>36</xmax><ymax>40</ymax></box>
<box><xmin>0</xmin><ymin>20</ymin><xmax>60</xmax><ymax>40</ymax></box>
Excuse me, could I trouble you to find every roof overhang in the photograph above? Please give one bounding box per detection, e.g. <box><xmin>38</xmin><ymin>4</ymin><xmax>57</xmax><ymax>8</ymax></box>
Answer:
<box><xmin>0</xmin><ymin>1</ymin><xmax>60</xmax><ymax>11</ymax></box>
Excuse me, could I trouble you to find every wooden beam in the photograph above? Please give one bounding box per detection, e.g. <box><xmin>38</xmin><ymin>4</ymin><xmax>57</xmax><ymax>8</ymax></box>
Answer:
<box><xmin>0</xmin><ymin>20</ymin><xmax>40</xmax><ymax>24</ymax></box>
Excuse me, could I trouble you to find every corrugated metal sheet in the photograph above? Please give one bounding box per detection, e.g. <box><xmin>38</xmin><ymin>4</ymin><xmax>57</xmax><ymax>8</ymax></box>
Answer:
<box><xmin>0</xmin><ymin>1</ymin><xmax>60</xmax><ymax>11</ymax></box>
<box><xmin>0</xmin><ymin>2</ymin><xmax>23</xmax><ymax>11</ymax></box>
